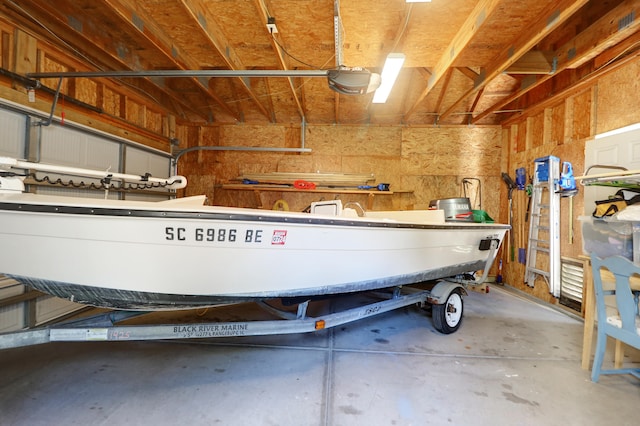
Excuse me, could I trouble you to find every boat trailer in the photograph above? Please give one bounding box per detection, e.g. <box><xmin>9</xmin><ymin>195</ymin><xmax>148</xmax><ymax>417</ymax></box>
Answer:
<box><xmin>0</xmin><ymin>279</ymin><xmax>476</xmax><ymax>350</ymax></box>
<box><xmin>0</xmin><ymin>239</ymin><xmax>498</xmax><ymax>350</ymax></box>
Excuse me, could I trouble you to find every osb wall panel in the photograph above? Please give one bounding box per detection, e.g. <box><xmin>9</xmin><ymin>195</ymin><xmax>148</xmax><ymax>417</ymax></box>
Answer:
<box><xmin>39</xmin><ymin>55</ymin><xmax>70</xmax><ymax>94</ymax></box>
<box><xmin>179</xmin><ymin>124</ymin><xmax>503</xmax><ymax>214</ymax></box>
<box><xmin>503</xmin><ymin>95</ymin><xmax>590</xmax><ymax>304</ymax></box>
<box><xmin>550</xmin><ymin>104</ymin><xmax>565</xmax><ymax>145</ymax></box>
<box><xmin>310</xmin><ymin>126</ymin><xmax>402</xmax><ymax>157</ymax></box>
<box><xmin>75</xmin><ymin>78</ymin><xmax>97</xmax><ymax>107</ymax></box>
<box><xmin>402</xmin><ymin>127</ymin><xmax>501</xmax><ymax>173</ymax></box>
<box><xmin>146</xmin><ymin>109</ymin><xmax>163</xmax><ymax>135</ymax></box>
<box><xmin>125</xmin><ymin>98</ymin><xmax>145</xmax><ymax>128</ymax></box>
<box><xmin>1</xmin><ymin>21</ymin><xmax>13</xmax><ymax>69</ymax></box>
<box><xmin>530</xmin><ymin>113</ymin><xmax>544</xmax><ymax>149</ymax></box>
<box><xmin>502</xmin><ymin>57</ymin><xmax>640</xmax><ymax>306</ymax></box>
<box><xmin>401</xmin><ymin>126</ymin><xmax>501</xmax><ymax>215</ymax></box>
<box><xmin>102</xmin><ymin>87</ymin><xmax>121</xmax><ymax>117</ymax></box>
<box><xmin>213</xmin><ymin>125</ymin><xmax>405</xmax><ymax>211</ymax></box>
<box><xmin>0</xmin><ymin>23</ymin><xmax>171</xmax><ymax>151</ymax></box>
<box><xmin>221</xmin><ymin>125</ymin><xmax>288</xmax><ymax>149</ymax></box>
<box><xmin>571</xmin><ymin>89</ymin><xmax>592</xmax><ymax>141</ymax></box>
<box><xmin>516</xmin><ymin>121</ymin><xmax>527</xmax><ymax>152</ymax></box>
<box><xmin>596</xmin><ymin>58</ymin><xmax>640</xmax><ymax>134</ymax></box>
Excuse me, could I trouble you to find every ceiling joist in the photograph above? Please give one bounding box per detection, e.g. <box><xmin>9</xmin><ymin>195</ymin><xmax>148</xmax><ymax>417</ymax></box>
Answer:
<box><xmin>2</xmin><ymin>0</ymin><xmax>638</xmax><ymax>127</ymax></box>
<box><xmin>179</xmin><ymin>0</ymin><xmax>273</xmax><ymax>122</ymax></box>
<box><xmin>473</xmin><ymin>0</ymin><xmax>640</xmax><ymax>123</ymax></box>
<box><xmin>403</xmin><ymin>0</ymin><xmax>502</xmax><ymax>121</ymax></box>
<box><xmin>103</xmin><ymin>0</ymin><xmax>235</xmax><ymax>122</ymax></box>
<box><xmin>442</xmin><ymin>0</ymin><xmax>590</xmax><ymax>123</ymax></box>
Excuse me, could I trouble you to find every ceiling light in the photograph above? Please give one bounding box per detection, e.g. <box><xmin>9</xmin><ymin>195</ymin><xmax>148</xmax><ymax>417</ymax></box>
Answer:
<box><xmin>372</xmin><ymin>53</ymin><xmax>406</xmax><ymax>104</ymax></box>
<box><xmin>406</xmin><ymin>0</ymin><xmax>432</xmax><ymax>3</ymax></box>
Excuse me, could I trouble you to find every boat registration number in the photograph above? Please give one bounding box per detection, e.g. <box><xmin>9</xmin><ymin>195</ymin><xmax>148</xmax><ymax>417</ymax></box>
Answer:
<box><xmin>165</xmin><ymin>226</ymin><xmax>264</xmax><ymax>243</ymax></box>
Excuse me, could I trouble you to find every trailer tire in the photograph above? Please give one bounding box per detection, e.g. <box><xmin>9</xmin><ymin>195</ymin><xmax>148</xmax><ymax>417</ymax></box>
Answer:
<box><xmin>432</xmin><ymin>289</ymin><xmax>463</xmax><ymax>334</ymax></box>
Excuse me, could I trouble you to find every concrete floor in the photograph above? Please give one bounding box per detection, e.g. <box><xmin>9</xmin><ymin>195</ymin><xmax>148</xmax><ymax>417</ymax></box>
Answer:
<box><xmin>0</xmin><ymin>285</ymin><xmax>638</xmax><ymax>426</ymax></box>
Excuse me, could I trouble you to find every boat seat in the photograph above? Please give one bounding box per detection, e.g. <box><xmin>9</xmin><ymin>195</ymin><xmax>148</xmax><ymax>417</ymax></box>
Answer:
<box><xmin>590</xmin><ymin>255</ymin><xmax>640</xmax><ymax>382</ymax></box>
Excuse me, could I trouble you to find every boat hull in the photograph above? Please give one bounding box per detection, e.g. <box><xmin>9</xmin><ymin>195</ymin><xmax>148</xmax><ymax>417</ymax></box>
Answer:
<box><xmin>0</xmin><ymin>194</ymin><xmax>508</xmax><ymax>310</ymax></box>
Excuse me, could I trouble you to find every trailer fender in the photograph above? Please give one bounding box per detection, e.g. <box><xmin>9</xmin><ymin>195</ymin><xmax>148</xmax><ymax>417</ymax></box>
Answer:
<box><xmin>426</xmin><ymin>281</ymin><xmax>468</xmax><ymax>305</ymax></box>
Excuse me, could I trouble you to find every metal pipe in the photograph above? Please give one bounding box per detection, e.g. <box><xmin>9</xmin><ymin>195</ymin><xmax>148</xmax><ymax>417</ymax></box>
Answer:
<box><xmin>301</xmin><ymin>117</ymin><xmax>306</xmax><ymax>151</ymax></box>
<box><xmin>36</xmin><ymin>77</ymin><xmax>63</xmax><ymax>127</ymax></box>
<box><xmin>27</xmin><ymin>69</ymin><xmax>330</xmax><ymax>79</ymax></box>
<box><xmin>0</xmin><ymin>156</ymin><xmax>186</xmax><ymax>189</ymax></box>
<box><xmin>0</xmin><ymin>68</ymin><xmax>102</xmax><ymax>113</ymax></box>
<box><xmin>173</xmin><ymin>145</ymin><xmax>311</xmax><ymax>165</ymax></box>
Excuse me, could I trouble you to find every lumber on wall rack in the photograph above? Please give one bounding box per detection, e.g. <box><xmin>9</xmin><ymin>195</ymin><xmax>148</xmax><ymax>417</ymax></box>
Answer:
<box><xmin>218</xmin><ymin>184</ymin><xmax>413</xmax><ymax>209</ymax></box>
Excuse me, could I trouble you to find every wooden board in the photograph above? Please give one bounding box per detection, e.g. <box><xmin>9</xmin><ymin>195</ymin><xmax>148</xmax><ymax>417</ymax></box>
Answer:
<box><xmin>236</xmin><ymin>172</ymin><xmax>375</xmax><ymax>186</ymax></box>
<box><xmin>575</xmin><ymin>169</ymin><xmax>640</xmax><ymax>180</ymax></box>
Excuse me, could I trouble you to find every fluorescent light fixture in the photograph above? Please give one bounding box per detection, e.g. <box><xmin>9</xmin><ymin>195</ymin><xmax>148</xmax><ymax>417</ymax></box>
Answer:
<box><xmin>595</xmin><ymin>122</ymin><xmax>640</xmax><ymax>139</ymax></box>
<box><xmin>406</xmin><ymin>0</ymin><xmax>432</xmax><ymax>2</ymax></box>
<box><xmin>372</xmin><ymin>53</ymin><xmax>406</xmax><ymax>104</ymax></box>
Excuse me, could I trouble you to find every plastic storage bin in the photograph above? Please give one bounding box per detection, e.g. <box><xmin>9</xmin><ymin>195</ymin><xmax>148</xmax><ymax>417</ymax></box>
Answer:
<box><xmin>580</xmin><ymin>215</ymin><xmax>633</xmax><ymax>260</ymax></box>
<box><xmin>633</xmin><ymin>223</ymin><xmax>640</xmax><ymax>264</ymax></box>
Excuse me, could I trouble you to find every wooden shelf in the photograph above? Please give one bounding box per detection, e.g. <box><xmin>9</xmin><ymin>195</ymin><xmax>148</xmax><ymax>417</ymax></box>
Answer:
<box><xmin>218</xmin><ymin>184</ymin><xmax>413</xmax><ymax>209</ymax></box>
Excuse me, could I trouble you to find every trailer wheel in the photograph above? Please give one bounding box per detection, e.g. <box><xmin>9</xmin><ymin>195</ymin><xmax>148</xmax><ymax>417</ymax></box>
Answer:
<box><xmin>432</xmin><ymin>289</ymin><xmax>463</xmax><ymax>334</ymax></box>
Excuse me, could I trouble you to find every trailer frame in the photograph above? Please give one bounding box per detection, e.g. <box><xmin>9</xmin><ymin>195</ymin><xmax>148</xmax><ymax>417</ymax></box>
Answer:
<box><xmin>0</xmin><ymin>279</ymin><xmax>471</xmax><ymax>350</ymax></box>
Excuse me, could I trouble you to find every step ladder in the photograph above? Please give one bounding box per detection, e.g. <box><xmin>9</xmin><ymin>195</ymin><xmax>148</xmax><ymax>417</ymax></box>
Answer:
<box><xmin>525</xmin><ymin>156</ymin><xmax>561</xmax><ymax>297</ymax></box>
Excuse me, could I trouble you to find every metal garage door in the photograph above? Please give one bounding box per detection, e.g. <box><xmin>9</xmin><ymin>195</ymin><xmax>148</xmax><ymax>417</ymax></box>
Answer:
<box><xmin>0</xmin><ymin>103</ymin><xmax>172</xmax><ymax>331</ymax></box>
<box><xmin>0</xmin><ymin>108</ymin><xmax>26</xmax><ymax>157</ymax></box>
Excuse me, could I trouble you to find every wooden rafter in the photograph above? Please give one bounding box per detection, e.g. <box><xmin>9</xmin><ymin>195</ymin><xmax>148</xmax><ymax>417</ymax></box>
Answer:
<box><xmin>3</xmin><ymin>0</ymin><xmax>209</xmax><ymax>120</ymax></box>
<box><xmin>456</xmin><ymin>67</ymin><xmax>480</xmax><ymax>81</ymax></box>
<box><xmin>501</xmin><ymin>39</ymin><xmax>640</xmax><ymax>126</ymax></box>
<box><xmin>253</xmin><ymin>0</ymin><xmax>306</xmax><ymax>121</ymax></box>
<box><xmin>262</xmin><ymin>77</ymin><xmax>277</xmax><ymax>123</ymax></box>
<box><xmin>3</xmin><ymin>0</ymin><xmax>637</xmax><ymax>127</ymax></box>
<box><xmin>468</xmin><ymin>87</ymin><xmax>485</xmax><ymax>124</ymax></box>
<box><xmin>434</xmin><ymin>68</ymin><xmax>454</xmax><ymax>117</ymax></box>
<box><xmin>403</xmin><ymin>0</ymin><xmax>502</xmax><ymax>121</ymax></box>
<box><xmin>441</xmin><ymin>0</ymin><xmax>588</xmax><ymax>123</ymax></box>
<box><xmin>179</xmin><ymin>0</ymin><xmax>272</xmax><ymax>122</ymax></box>
<box><xmin>506</xmin><ymin>50</ymin><xmax>554</xmax><ymax>74</ymax></box>
<box><xmin>103</xmin><ymin>0</ymin><xmax>236</xmax><ymax>122</ymax></box>
<box><xmin>472</xmin><ymin>0</ymin><xmax>640</xmax><ymax>124</ymax></box>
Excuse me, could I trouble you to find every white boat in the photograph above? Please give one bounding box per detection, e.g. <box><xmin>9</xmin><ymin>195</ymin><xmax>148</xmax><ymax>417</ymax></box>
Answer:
<box><xmin>0</xmin><ymin>157</ymin><xmax>509</xmax><ymax>311</ymax></box>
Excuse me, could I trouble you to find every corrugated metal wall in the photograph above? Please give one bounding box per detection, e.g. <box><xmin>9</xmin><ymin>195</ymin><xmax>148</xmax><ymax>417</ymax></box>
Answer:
<box><xmin>0</xmin><ymin>108</ymin><xmax>26</xmax><ymax>157</ymax></box>
<box><xmin>0</xmin><ymin>104</ymin><xmax>173</xmax><ymax>332</ymax></box>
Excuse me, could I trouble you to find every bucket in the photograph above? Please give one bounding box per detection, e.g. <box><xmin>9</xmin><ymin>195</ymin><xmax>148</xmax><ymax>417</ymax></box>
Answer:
<box><xmin>429</xmin><ymin>197</ymin><xmax>473</xmax><ymax>222</ymax></box>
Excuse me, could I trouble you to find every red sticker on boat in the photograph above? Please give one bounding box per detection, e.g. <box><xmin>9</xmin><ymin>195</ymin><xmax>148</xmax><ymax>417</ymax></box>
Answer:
<box><xmin>271</xmin><ymin>230</ymin><xmax>287</xmax><ymax>245</ymax></box>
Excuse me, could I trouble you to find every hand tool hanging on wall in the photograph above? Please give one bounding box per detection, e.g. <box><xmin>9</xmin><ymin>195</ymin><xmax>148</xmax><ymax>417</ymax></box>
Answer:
<box><xmin>558</xmin><ymin>161</ymin><xmax>578</xmax><ymax>244</ymax></box>
<box><xmin>515</xmin><ymin>168</ymin><xmax>527</xmax><ymax>264</ymax></box>
<box><xmin>502</xmin><ymin>172</ymin><xmax>517</xmax><ymax>262</ymax></box>
<box><xmin>461</xmin><ymin>177</ymin><xmax>482</xmax><ymax>210</ymax></box>
<box><xmin>525</xmin><ymin>177</ymin><xmax>533</xmax><ymax>222</ymax></box>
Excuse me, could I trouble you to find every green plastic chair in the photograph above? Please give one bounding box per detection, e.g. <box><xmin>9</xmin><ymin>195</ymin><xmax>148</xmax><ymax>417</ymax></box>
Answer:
<box><xmin>590</xmin><ymin>255</ymin><xmax>640</xmax><ymax>382</ymax></box>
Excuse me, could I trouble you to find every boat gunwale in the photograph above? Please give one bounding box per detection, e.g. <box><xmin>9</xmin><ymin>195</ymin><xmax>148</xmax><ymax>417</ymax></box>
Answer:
<box><xmin>0</xmin><ymin>201</ymin><xmax>510</xmax><ymax>231</ymax></box>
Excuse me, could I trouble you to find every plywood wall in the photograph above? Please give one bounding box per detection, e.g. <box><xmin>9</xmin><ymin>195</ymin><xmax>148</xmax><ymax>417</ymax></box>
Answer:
<box><xmin>178</xmin><ymin>124</ymin><xmax>503</xmax><ymax>220</ymax></box>
<box><xmin>0</xmin><ymin>25</ymin><xmax>172</xmax><ymax>152</ymax></box>
<box><xmin>502</xmin><ymin>56</ymin><xmax>640</xmax><ymax>304</ymax></box>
